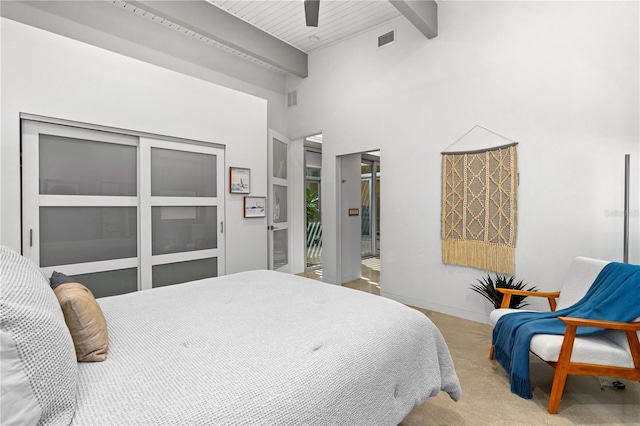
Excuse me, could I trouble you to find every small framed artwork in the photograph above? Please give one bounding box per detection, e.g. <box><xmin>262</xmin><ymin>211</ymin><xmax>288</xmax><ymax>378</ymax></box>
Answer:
<box><xmin>244</xmin><ymin>196</ymin><xmax>266</xmax><ymax>218</ymax></box>
<box><xmin>230</xmin><ymin>167</ymin><xmax>250</xmax><ymax>194</ymax></box>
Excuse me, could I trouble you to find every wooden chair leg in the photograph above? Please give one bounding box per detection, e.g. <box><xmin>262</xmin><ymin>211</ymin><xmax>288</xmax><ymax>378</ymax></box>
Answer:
<box><xmin>489</xmin><ymin>345</ymin><xmax>495</xmax><ymax>360</ymax></box>
<box><xmin>548</xmin><ymin>368</ymin><xmax>569</xmax><ymax>414</ymax></box>
<box><xmin>547</xmin><ymin>323</ymin><xmax>578</xmax><ymax>414</ymax></box>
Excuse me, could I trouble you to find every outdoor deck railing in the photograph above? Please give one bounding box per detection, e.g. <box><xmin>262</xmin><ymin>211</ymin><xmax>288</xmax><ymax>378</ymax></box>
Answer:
<box><xmin>306</xmin><ymin>221</ymin><xmax>322</xmax><ymax>266</ymax></box>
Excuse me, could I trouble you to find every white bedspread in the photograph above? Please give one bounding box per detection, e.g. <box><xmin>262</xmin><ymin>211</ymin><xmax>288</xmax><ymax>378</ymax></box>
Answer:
<box><xmin>73</xmin><ymin>270</ymin><xmax>460</xmax><ymax>425</ymax></box>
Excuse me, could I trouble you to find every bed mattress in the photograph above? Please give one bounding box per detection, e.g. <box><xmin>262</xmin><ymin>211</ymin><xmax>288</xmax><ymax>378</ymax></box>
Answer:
<box><xmin>72</xmin><ymin>270</ymin><xmax>461</xmax><ymax>425</ymax></box>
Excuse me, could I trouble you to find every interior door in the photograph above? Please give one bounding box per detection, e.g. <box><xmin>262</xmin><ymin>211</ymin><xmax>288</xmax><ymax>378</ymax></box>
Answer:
<box><xmin>21</xmin><ymin>120</ymin><xmax>140</xmax><ymax>297</ymax></box>
<box><xmin>267</xmin><ymin>129</ymin><xmax>291</xmax><ymax>272</ymax></box>
<box><xmin>21</xmin><ymin>118</ymin><xmax>225</xmax><ymax>298</ymax></box>
<box><xmin>139</xmin><ymin>137</ymin><xmax>225</xmax><ymax>291</ymax></box>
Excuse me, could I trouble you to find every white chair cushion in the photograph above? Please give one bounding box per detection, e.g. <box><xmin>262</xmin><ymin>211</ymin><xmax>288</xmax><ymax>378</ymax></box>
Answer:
<box><xmin>492</xmin><ymin>310</ymin><xmax>639</xmax><ymax>368</ymax></box>
<box><xmin>555</xmin><ymin>257</ymin><xmax>610</xmax><ymax>310</ymax></box>
<box><xmin>490</xmin><ymin>257</ymin><xmax>609</xmax><ymax>326</ymax></box>
<box><xmin>530</xmin><ymin>334</ymin><xmax>634</xmax><ymax>368</ymax></box>
<box><xmin>602</xmin><ymin>321</ymin><xmax>640</xmax><ymax>352</ymax></box>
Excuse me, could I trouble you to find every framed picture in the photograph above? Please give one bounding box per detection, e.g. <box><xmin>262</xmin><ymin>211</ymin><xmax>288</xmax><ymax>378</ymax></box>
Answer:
<box><xmin>244</xmin><ymin>196</ymin><xmax>266</xmax><ymax>218</ymax></box>
<box><xmin>230</xmin><ymin>167</ymin><xmax>250</xmax><ymax>194</ymax></box>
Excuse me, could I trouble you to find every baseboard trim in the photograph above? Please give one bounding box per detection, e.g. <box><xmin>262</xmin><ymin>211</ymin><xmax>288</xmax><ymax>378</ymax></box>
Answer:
<box><xmin>380</xmin><ymin>291</ymin><xmax>490</xmax><ymax>324</ymax></box>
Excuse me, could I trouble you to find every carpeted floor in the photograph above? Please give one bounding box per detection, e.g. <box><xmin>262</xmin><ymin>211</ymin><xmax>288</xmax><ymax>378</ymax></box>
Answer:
<box><xmin>300</xmin><ymin>264</ymin><xmax>640</xmax><ymax>425</ymax></box>
<box><xmin>401</xmin><ymin>308</ymin><xmax>640</xmax><ymax>425</ymax></box>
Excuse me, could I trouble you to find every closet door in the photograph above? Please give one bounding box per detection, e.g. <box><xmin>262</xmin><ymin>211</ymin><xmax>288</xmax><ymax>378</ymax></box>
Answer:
<box><xmin>139</xmin><ymin>138</ymin><xmax>225</xmax><ymax>290</ymax></box>
<box><xmin>22</xmin><ymin>121</ymin><xmax>140</xmax><ymax>297</ymax></box>
<box><xmin>22</xmin><ymin>120</ymin><xmax>226</xmax><ymax>297</ymax></box>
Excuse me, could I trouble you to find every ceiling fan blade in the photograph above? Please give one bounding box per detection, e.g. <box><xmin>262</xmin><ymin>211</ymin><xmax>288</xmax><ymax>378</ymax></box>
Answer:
<box><xmin>304</xmin><ymin>0</ymin><xmax>320</xmax><ymax>27</ymax></box>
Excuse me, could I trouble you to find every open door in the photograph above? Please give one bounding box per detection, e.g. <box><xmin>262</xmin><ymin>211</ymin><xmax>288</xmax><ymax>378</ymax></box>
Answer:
<box><xmin>268</xmin><ymin>129</ymin><xmax>291</xmax><ymax>272</ymax></box>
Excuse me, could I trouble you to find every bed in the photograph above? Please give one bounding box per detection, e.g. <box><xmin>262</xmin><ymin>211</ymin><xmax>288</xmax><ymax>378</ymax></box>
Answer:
<box><xmin>1</xmin><ymin>246</ymin><xmax>461</xmax><ymax>425</ymax></box>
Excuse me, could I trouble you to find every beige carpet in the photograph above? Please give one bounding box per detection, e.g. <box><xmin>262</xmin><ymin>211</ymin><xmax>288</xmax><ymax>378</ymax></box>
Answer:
<box><xmin>300</xmin><ymin>267</ymin><xmax>640</xmax><ymax>425</ymax></box>
<box><xmin>401</xmin><ymin>308</ymin><xmax>640</xmax><ymax>425</ymax></box>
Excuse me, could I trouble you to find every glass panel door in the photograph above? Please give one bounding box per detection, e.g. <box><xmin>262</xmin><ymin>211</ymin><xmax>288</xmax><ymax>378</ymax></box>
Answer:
<box><xmin>22</xmin><ymin>121</ymin><xmax>139</xmax><ymax>297</ymax></box>
<box><xmin>140</xmin><ymin>138</ymin><xmax>225</xmax><ymax>290</ymax></box>
<box><xmin>361</xmin><ymin>156</ymin><xmax>380</xmax><ymax>258</ymax></box>
<box><xmin>361</xmin><ymin>161</ymin><xmax>373</xmax><ymax>257</ymax></box>
<box><xmin>268</xmin><ymin>130</ymin><xmax>291</xmax><ymax>272</ymax></box>
<box><xmin>22</xmin><ymin>120</ymin><xmax>226</xmax><ymax>297</ymax></box>
<box><xmin>375</xmin><ymin>161</ymin><xmax>381</xmax><ymax>255</ymax></box>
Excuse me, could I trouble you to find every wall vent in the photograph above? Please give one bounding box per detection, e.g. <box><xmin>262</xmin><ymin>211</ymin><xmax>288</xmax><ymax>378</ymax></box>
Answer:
<box><xmin>378</xmin><ymin>30</ymin><xmax>395</xmax><ymax>48</ymax></box>
<box><xmin>287</xmin><ymin>90</ymin><xmax>298</xmax><ymax>108</ymax></box>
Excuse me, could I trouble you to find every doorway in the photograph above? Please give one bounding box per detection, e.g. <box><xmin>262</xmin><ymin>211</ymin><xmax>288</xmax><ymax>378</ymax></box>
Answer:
<box><xmin>302</xmin><ymin>148</ymin><xmax>381</xmax><ymax>290</ymax></box>
<box><xmin>360</xmin><ymin>152</ymin><xmax>380</xmax><ymax>259</ymax></box>
<box><xmin>335</xmin><ymin>150</ymin><xmax>381</xmax><ymax>286</ymax></box>
<box><xmin>304</xmin><ymin>135</ymin><xmax>323</xmax><ymax>271</ymax></box>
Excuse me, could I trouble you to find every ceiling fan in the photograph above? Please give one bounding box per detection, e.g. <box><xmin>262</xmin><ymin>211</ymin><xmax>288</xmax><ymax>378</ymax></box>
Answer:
<box><xmin>304</xmin><ymin>0</ymin><xmax>320</xmax><ymax>27</ymax></box>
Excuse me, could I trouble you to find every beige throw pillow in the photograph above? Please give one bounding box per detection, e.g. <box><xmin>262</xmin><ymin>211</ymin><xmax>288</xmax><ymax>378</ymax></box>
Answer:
<box><xmin>54</xmin><ymin>283</ymin><xmax>109</xmax><ymax>362</ymax></box>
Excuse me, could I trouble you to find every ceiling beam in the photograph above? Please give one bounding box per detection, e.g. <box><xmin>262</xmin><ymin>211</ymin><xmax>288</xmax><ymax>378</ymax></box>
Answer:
<box><xmin>0</xmin><ymin>0</ymin><xmax>287</xmax><ymax>91</ymax></box>
<box><xmin>128</xmin><ymin>1</ymin><xmax>308</xmax><ymax>78</ymax></box>
<box><xmin>389</xmin><ymin>0</ymin><xmax>438</xmax><ymax>39</ymax></box>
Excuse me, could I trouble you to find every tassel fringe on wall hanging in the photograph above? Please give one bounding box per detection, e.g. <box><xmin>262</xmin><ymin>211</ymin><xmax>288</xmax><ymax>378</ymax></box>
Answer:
<box><xmin>441</xmin><ymin>127</ymin><xmax>518</xmax><ymax>275</ymax></box>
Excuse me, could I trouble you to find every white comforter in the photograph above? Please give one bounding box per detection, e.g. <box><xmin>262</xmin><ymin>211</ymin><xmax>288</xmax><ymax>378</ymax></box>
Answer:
<box><xmin>73</xmin><ymin>270</ymin><xmax>460</xmax><ymax>425</ymax></box>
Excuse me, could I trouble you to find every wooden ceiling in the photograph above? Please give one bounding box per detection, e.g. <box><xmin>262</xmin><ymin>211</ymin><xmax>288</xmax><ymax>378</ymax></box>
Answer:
<box><xmin>207</xmin><ymin>1</ymin><xmax>403</xmax><ymax>53</ymax></box>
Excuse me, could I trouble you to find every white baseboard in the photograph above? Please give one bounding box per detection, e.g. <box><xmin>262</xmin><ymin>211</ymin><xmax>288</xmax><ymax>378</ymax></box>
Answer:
<box><xmin>380</xmin><ymin>291</ymin><xmax>490</xmax><ymax>324</ymax></box>
<box><xmin>341</xmin><ymin>273</ymin><xmax>362</xmax><ymax>284</ymax></box>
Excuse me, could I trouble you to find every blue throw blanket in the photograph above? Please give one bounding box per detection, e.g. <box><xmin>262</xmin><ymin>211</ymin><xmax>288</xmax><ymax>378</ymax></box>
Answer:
<box><xmin>492</xmin><ymin>262</ymin><xmax>640</xmax><ymax>399</ymax></box>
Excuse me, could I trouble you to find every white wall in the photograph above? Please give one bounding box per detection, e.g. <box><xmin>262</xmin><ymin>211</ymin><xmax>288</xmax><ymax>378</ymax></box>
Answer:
<box><xmin>1</xmin><ymin>18</ymin><xmax>269</xmax><ymax>273</ymax></box>
<box><xmin>0</xmin><ymin>0</ymin><xmax>289</xmax><ymax>137</ymax></box>
<box><xmin>286</xmin><ymin>1</ymin><xmax>640</xmax><ymax>323</ymax></box>
<box><xmin>339</xmin><ymin>153</ymin><xmax>363</xmax><ymax>283</ymax></box>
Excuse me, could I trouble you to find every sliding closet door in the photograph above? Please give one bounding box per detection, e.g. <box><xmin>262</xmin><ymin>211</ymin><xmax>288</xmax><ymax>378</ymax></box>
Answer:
<box><xmin>139</xmin><ymin>138</ymin><xmax>225</xmax><ymax>290</ymax></box>
<box><xmin>22</xmin><ymin>120</ymin><xmax>225</xmax><ymax>297</ymax></box>
<box><xmin>22</xmin><ymin>121</ymin><xmax>140</xmax><ymax>297</ymax></box>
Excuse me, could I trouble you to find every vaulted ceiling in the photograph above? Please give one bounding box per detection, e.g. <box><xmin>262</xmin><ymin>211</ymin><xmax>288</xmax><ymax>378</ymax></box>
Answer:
<box><xmin>207</xmin><ymin>0</ymin><xmax>405</xmax><ymax>53</ymax></box>
<box><xmin>1</xmin><ymin>0</ymin><xmax>438</xmax><ymax>78</ymax></box>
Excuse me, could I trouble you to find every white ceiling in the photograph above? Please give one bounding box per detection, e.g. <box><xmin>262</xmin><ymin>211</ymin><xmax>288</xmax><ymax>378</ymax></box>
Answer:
<box><xmin>1</xmin><ymin>0</ymin><xmax>433</xmax><ymax>78</ymax></box>
<box><xmin>206</xmin><ymin>1</ymin><xmax>403</xmax><ymax>53</ymax></box>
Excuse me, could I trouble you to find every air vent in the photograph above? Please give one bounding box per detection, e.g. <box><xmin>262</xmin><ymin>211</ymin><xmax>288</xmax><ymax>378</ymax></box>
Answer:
<box><xmin>378</xmin><ymin>30</ymin><xmax>395</xmax><ymax>48</ymax></box>
<box><xmin>287</xmin><ymin>90</ymin><xmax>298</xmax><ymax>108</ymax></box>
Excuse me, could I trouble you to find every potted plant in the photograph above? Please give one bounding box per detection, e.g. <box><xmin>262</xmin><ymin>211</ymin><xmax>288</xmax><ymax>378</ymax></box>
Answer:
<box><xmin>470</xmin><ymin>273</ymin><xmax>537</xmax><ymax>309</ymax></box>
<box><xmin>306</xmin><ymin>187</ymin><xmax>320</xmax><ymax>222</ymax></box>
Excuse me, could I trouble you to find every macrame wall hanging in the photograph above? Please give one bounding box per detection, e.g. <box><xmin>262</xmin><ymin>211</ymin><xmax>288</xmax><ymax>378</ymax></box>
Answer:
<box><xmin>441</xmin><ymin>126</ymin><xmax>518</xmax><ymax>275</ymax></box>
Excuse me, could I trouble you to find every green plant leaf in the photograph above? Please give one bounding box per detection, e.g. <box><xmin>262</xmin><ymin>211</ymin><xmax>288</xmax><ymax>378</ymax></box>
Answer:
<box><xmin>306</xmin><ymin>187</ymin><xmax>320</xmax><ymax>221</ymax></box>
<box><xmin>469</xmin><ymin>272</ymin><xmax>538</xmax><ymax>309</ymax></box>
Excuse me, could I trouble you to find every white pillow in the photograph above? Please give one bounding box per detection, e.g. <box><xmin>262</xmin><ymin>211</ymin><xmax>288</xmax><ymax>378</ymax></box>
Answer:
<box><xmin>1</xmin><ymin>330</ymin><xmax>42</xmax><ymax>425</ymax></box>
<box><xmin>0</xmin><ymin>246</ymin><xmax>78</xmax><ymax>425</ymax></box>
